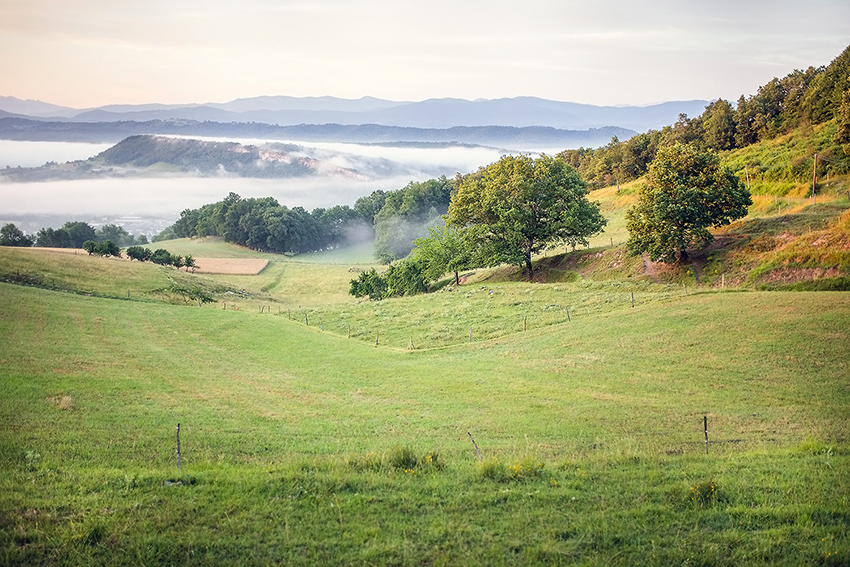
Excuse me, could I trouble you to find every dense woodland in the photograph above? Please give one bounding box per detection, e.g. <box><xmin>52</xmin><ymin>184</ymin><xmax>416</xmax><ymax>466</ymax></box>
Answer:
<box><xmin>560</xmin><ymin>45</ymin><xmax>850</xmax><ymax>189</ymax></box>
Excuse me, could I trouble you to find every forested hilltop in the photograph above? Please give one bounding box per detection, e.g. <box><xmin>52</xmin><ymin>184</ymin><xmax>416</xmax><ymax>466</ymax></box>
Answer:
<box><xmin>159</xmin><ymin>177</ymin><xmax>452</xmax><ymax>258</ymax></box>
<box><xmin>0</xmin><ymin>135</ymin><xmax>371</xmax><ymax>182</ymax></box>
<box><xmin>559</xmin><ymin>44</ymin><xmax>850</xmax><ymax>189</ymax></box>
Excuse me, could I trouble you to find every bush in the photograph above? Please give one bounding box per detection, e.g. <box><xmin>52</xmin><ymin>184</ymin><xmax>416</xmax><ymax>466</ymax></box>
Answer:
<box><xmin>387</xmin><ymin>445</ymin><xmax>418</xmax><ymax>470</ymax></box>
<box><xmin>150</xmin><ymin>249</ymin><xmax>173</xmax><ymax>266</ymax></box>
<box><xmin>126</xmin><ymin>246</ymin><xmax>152</xmax><ymax>262</ymax></box>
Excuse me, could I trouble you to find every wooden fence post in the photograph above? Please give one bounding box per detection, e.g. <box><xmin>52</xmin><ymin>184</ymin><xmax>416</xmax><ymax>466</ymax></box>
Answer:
<box><xmin>468</xmin><ymin>432</ymin><xmax>483</xmax><ymax>461</ymax></box>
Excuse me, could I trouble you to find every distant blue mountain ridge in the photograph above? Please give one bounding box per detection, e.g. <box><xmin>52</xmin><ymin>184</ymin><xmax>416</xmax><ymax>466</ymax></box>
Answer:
<box><xmin>0</xmin><ymin>95</ymin><xmax>709</xmax><ymax>133</ymax></box>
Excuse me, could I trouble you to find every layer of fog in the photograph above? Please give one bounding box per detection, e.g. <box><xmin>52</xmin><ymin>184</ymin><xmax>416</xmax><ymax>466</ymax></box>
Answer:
<box><xmin>0</xmin><ymin>140</ymin><xmax>114</xmax><ymax>168</ymax></box>
<box><xmin>0</xmin><ymin>137</ymin><xmax>560</xmax><ymax>237</ymax></box>
<box><xmin>157</xmin><ymin>134</ymin><xmax>520</xmax><ymax>178</ymax></box>
<box><xmin>0</xmin><ymin>175</ymin><xmax>433</xmax><ymax>236</ymax></box>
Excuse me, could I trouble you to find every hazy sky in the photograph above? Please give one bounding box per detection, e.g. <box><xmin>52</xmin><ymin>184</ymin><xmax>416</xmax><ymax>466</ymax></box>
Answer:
<box><xmin>1</xmin><ymin>0</ymin><xmax>848</xmax><ymax>109</ymax></box>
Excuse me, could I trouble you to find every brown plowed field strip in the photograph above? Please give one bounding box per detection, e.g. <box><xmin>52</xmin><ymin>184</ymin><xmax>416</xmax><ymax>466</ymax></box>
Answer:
<box><xmin>192</xmin><ymin>258</ymin><xmax>269</xmax><ymax>275</ymax></box>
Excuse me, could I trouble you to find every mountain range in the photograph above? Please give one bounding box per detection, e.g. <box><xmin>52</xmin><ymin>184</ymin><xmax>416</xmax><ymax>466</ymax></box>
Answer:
<box><xmin>0</xmin><ymin>95</ymin><xmax>709</xmax><ymax>132</ymax></box>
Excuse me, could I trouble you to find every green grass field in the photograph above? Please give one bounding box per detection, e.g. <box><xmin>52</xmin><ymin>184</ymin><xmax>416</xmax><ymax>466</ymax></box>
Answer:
<box><xmin>2</xmin><ymin>234</ymin><xmax>849</xmax><ymax>565</ymax></box>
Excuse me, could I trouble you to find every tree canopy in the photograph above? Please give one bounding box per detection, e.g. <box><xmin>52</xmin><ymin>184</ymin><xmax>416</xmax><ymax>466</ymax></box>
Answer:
<box><xmin>372</xmin><ymin>177</ymin><xmax>452</xmax><ymax>262</ymax></box>
<box><xmin>625</xmin><ymin>143</ymin><xmax>752</xmax><ymax>263</ymax></box>
<box><xmin>412</xmin><ymin>224</ymin><xmax>481</xmax><ymax>286</ymax></box>
<box><xmin>0</xmin><ymin>223</ymin><xmax>35</xmax><ymax>247</ymax></box>
<box><xmin>448</xmin><ymin>154</ymin><xmax>606</xmax><ymax>279</ymax></box>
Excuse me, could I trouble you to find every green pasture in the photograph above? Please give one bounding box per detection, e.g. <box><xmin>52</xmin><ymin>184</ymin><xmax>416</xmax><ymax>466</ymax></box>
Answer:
<box><xmin>1</xmin><ymin>247</ymin><xmax>849</xmax><ymax>565</ymax></box>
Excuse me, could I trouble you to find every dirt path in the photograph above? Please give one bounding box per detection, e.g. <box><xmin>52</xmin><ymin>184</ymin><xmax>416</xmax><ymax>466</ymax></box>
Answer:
<box><xmin>640</xmin><ymin>254</ymin><xmax>659</xmax><ymax>283</ymax></box>
<box><xmin>689</xmin><ymin>237</ymin><xmax>732</xmax><ymax>285</ymax></box>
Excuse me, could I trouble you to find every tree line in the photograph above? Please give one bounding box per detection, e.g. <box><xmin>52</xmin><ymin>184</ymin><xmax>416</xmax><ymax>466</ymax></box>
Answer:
<box><xmin>152</xmin><ymin>177</ymin><xmax>454</xmax><ymax>260</ymax></box>
<box><xmin>558</xmin><ymin>44</ymin><xmax>850</xmax><ymax>190</ymax></box>
<box><xmin>0</xmin><ymin>221</ymin><xmax>148</xmax><ymax>249</ymax></box>
<box><xmin>157</xmin><ymin>192</ymin><xmax>372</xmax><ymax>254</ymax></box>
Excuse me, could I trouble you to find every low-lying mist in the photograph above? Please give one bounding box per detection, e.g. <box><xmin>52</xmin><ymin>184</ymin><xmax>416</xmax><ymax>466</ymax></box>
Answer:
<box><xmin>0</xmin><ymin>137</ymin><xmax>542</xmax><ymax>238</ymax></box>
<box><xmin>0</xmin><ymin>140</ymin><xmax>113</xmax><ymax>168</ymax></box>
<box><xmin>0</xmin><ymin>175</ymin><xmax>424</xmax><ymax>236</ymax></box>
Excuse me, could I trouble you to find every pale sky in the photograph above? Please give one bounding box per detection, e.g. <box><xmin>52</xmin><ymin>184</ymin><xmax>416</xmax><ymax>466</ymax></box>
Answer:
<box><xmin>1</xmin><ymin>0</ymin><xmax>848</xmax><ymax>109</ymax></box>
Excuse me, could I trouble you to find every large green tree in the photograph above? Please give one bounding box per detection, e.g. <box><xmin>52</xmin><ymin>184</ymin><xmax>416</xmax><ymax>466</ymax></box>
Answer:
<box><xmin>626</xmin><ymin>143</ymin><xmax>752</xmax><ymax>263</ymax></box>
<box><xmin>62</xmin><ymin>221</ymin><xmax>97</xmax><ymax>248</ymax></box>
<box><xmin>412</xmin><ymin>224</ymin><xmax>481</xmax><ymax>286</ymax></box>
<box><xmin>0</xmin><ymin>223</ymin><xmax>34</xmax><ymax>247</ymax></box>
<box><xmin>448</xmin><ymin>154</ymin><xmax>606</xmax><ymax>279</ymax></box>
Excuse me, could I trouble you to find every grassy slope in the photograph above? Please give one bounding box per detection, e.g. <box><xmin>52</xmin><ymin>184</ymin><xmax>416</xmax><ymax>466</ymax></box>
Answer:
<box><xmin>2</xmin><ymin>126</ymin><xmax>850</xmax><ymax>565</ymax></box>
<box><xmin>1</xmin><ymin>259</ymin><xmax>849</xmax><ymax>565</ymax></box>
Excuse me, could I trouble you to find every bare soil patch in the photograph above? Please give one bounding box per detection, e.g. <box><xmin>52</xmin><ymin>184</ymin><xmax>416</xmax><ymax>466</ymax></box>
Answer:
<box><xmin>191</xmin><ymin>258</ymin><xmax>269</xmax><ymax>275</ymax></box>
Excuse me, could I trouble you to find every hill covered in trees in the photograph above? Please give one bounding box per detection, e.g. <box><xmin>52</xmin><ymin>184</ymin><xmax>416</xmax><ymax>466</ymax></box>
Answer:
<box><xmin>558</xmin><ymin>44</ymin><xmax>850</xmax><ymax>190</ymax></box>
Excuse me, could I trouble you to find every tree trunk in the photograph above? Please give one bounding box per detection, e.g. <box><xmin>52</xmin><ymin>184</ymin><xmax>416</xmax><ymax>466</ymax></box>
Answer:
<box><xmin>679</xmin><ymin>248</ymin><xmax>689</xmax><ymax>263</ymax></box>
<box><xmin>524</xmin><ymin>256</ymin><xmax>534</xmax><ymax>280</ymax></box>
<box><xmin>454</xmin><ymin>271</ymin><xmax>460</xmax><ymax>286</ymax></box>
<box><xmin>525</xmin><ymin>238</ymin><xmax>535</xmax><ymax>280</ymax></box>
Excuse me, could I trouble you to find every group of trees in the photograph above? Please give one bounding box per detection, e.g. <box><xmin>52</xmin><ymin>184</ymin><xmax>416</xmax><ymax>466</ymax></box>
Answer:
<box><xmin>351</xmin><ymin>154</ymin><xmax>610</xmax><ymax>297</ymax></box>
<box><xmin>0</xmin><ymin>220</ymin><xmax>148</xmax><ymax>249</ymax></box>
<box><xmin>158</xmin><ymin>192</ymin><xmax>372</xmax><ymax>254</ymax></box>
<box><xmin>352</xmin><ymin>145</ymin><xmax>752</xmax><ymax>298</ymax></box>
<box><xmin>558</xmin><ymin>44</ymin><xmax>850</xmax><ymax>189</ymax></box>
<box><xmin>0</xmin><ymin>223</ymin><xmax>35</xmax><ymax>247</ymax></box>
<box><xmin>126</xmin><ymin>246</ymin><xmax>196</xmax><ymax>271</ymax></box>
<box><xmin>156</xmin><ymin>178</ymin><xmax>453</xmax><ymax>261</ymax></box>
<box><xmin>82</xmin><ymin>240</ymin><xmax>121</xmax><ymax>257</ymax></box>
<box><xmin>372</xmin><ymin>177</ymin><xmax>453</xmax><ymax>262</ymax></box>
<box><xmin>348</xmin><ymin>259</ymin><xmax>429</xmax><ymax>300</ymax></box>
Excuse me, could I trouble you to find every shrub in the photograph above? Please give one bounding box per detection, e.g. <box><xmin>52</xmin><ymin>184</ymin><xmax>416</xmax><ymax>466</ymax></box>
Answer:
<box><xmin>387</xmin><ymin>445</ymin><xmax>418</xmax><ymax>470</ymax></box>
<box><xmin>690</xmin><ymin>480</ymin><xmax>720</xmax><ymax>508</ymax></box>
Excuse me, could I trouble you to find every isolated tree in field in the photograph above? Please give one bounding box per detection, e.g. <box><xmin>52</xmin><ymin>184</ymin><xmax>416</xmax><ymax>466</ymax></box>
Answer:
<box><xmin>0</xmin><ymin>223</ymin><xmax>34</xmax><ymax>247</ymax></box>
<box><xmin>98</xmin><ymin>240</ymin><xmax>121</xmax><ymax>257</ymax></box>
<box><xmin>626</xmin><ymin>143</ymin><xmax>751</xmax><ymax>263</ymax></box>
<box><xmin>448</xmin><ymin>154</ymin><xmax>607</xmax><ymax>280</ymax></box>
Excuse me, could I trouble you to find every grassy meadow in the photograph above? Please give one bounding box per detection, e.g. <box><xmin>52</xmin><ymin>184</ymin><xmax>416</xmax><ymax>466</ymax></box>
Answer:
<box><xmin>2</xmin><ymin>182</ymin><xmax>850</xmax><ymax>565</ymax></box>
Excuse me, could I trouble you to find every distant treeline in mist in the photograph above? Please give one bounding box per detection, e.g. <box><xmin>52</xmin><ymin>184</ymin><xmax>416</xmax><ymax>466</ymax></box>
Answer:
<box><xmin>0</xmin><ymin>220</ymin><xmax>147</xmax><ymax>249</ymax></box>
<box><xmin>561</xmin><ymin>44</ymin><xmax>850</xmax><ymax>189</ymax></box>
<box><xmin>158</xmin><ymin>177</ymin><xmax>453</xmax><ymax>259</ymax></box>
